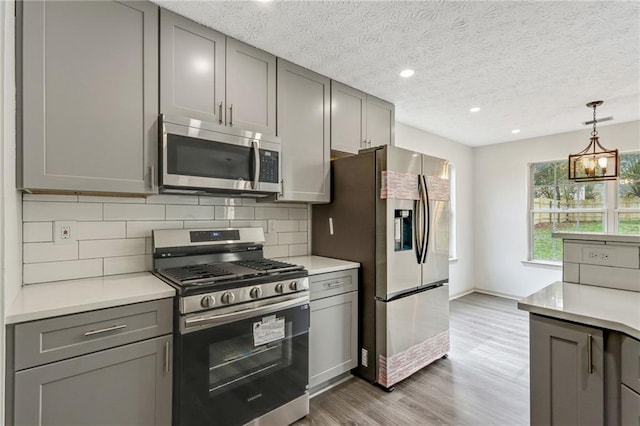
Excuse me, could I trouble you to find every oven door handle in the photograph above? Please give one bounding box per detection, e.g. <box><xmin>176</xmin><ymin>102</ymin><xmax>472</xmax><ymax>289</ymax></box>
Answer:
<box><xmin>183</xmin><ymin>294</ymin><xmax>308</xmax><ymax>331</ymax></box>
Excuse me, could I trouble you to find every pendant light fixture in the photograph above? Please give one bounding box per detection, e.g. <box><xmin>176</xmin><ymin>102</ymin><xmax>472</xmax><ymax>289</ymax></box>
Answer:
<box><xmin>568</xmin><ymin>100</ymin><xmax>619</xmax><ymax>181</ymax></box>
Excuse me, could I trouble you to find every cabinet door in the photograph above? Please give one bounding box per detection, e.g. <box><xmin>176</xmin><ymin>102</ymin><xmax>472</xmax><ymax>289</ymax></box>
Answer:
<box><xmin>621</xmin><ymin>385</ymin><xmax>640</xmax><ymax>426</ymax></box>
<box><xmin>14</xmin><ymin>335</ymin><xmax>172</xmax><ymax>425</ymax></box>
<box><xmin>226</xmin><ymin>38</ymin><xmax>276</xmax><ymax>136</ymax></box>
<box><xmin>330</xmin><ymin>81</ymin><xmax>366</xmax><ymax>154</ymax></box>
<box><xmin>160</xmin><ymin>9</ymin><xmax>225</xmax><ymax>125</ymax></box>
<box><xmin>309</xmin><ymin>291</ymin><xmax>358</xmax><ymax>388</ymax></box>
<box><xmin>20</xmin><ymin>0</ymin><xmax>158</xmax><ymax>194</ymax></box>
<box><xmin>366</xmin><ymin>95</ymin><xmax>395</xmax><ymax>148</ymax></box>
<box><xmin>530</xmin><ymin>314</ymin><xmax>604</xmax><ymax>426</ymax></box>
<box><xmin>276</xmin><ymin>59</ymin><xmax>330</xmax><ymax>203</ymax></box>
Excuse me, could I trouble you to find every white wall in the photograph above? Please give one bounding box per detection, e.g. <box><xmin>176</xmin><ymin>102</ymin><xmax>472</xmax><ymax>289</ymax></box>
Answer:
<box><xmin>395</xmin><ymin>122</ymin><xmax>475</xmax><ymax>298</ymax></box>
<box><xmin>473</xmin><ymin>120</ymin><xmax>640</xmax><ymax>298</ymax></box>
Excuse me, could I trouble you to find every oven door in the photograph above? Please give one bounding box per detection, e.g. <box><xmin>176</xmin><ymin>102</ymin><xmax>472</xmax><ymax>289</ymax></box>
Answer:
<box><xmin>160</xmin><ymin>116</ymin><xmax>281</xmax><ymax>194</ymax></box>
<box><xmin>175</xmin><ymin>295</ymin><xmax>309</xmax><ymax>426</ymax></box>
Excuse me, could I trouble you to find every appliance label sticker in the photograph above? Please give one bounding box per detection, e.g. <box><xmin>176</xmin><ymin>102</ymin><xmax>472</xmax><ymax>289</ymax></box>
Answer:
<box><xmin>380</xmin><ymin>171</ymin><xmax>419</xmax><ymax>200</ymax></box>
<box><xmin>253</xmin><ymin>317</ymin><xmax>285</xmax><ymax>346</ymax></box>
<box><xmin>426</xmin><ymin>176</ymin><xmax>450</xmax><ymax>201</ymax></box>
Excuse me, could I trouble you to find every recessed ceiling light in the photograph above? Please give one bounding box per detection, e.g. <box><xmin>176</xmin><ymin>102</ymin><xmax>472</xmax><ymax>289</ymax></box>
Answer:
<box><xmin>512</xmin><ymin>129</ymin><xmax>521</xmax><ymax>134</ymax></box>
<box><xmin>399</xmin><ymin>69</ymin><xmax>415</xmax><ymax>78</ymax></box>
<box><xmin>469</xmin><ymin>107</ymin><xmax>481</xmax><ymax>113</ymax></box>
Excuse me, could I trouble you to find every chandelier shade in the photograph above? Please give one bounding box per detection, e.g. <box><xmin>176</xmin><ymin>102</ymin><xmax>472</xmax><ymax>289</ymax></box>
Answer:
<box><xmin>568</xmin><ymin>101</ymin><xmax>619</xmax><ymax>182</ymax></box>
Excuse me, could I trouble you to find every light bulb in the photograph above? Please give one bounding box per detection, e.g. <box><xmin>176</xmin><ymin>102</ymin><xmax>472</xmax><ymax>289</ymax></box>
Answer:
<box><xmin>598</xmin><ymin>157</ymin><xmax>608</xmax><ymax>168</ymax></box>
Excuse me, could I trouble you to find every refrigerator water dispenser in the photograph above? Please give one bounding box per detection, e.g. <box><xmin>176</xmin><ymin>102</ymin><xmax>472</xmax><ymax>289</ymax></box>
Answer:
<box><xmin>394</xmin><ymin>210</ymin><xmax>413</xmax><ymax>251</ymax></box>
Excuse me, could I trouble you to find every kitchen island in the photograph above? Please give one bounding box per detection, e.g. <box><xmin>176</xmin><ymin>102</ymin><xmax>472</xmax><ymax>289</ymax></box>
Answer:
<box><xmin>518</xmin><ymin>232</ymin><xmax>640</xmax><ymax>426</ymax></box>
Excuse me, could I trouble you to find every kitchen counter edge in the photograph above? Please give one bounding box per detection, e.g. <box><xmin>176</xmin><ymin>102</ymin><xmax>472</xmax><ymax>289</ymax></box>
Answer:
<box><xmin>5</xmin><ymin>272</ymin><xmax>176</xmax><ymax>325</ymax></box>
<box><xmin>518</xmin><ymin>281</ymin><xmax>640</xmax><ymax>340</ymax></box>
<box><xmin>281</xmin><ymin>255</ymin><xmax>360</xmax><ymax>275</ymax></box>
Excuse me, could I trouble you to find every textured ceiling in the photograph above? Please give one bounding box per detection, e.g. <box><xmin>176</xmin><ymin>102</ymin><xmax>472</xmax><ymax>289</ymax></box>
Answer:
<box><xmin>153</xmin><ymin>0</ymin><xmax>640</xmax><ymax>147</ymax></box>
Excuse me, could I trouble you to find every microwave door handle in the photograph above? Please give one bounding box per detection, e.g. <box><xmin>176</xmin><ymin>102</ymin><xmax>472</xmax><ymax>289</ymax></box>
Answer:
<box><xmin>251</xmin><ymin>140</ymin><xmax>260</xmax><ymax>190</ymax></box>
<box><xmin>421</xmin><ymin>175</ymin><xmax>430</xmax><ymax>264</ymax></box>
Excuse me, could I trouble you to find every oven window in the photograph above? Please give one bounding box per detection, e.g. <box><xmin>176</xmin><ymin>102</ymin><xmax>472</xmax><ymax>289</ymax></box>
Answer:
<box><xmin>208</xmin><ymin>322</ymin><xmax>293</xmax><ymax>397</ymax></box>
<box><xmin>167</xmin><ymin>134</ymin><xmax>252</xmax><ymax>181</ymax></box>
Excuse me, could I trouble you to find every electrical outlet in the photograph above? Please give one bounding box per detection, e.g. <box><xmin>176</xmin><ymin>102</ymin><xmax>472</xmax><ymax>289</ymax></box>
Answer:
<box><xmin>54</xmin><ymin>221</ymin><xmax>77</xmax><ymax>244</ymax></box>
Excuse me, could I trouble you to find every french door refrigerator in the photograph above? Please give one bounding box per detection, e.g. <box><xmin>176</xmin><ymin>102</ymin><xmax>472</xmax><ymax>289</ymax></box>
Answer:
<box><xmin>312</xmin><ymin>145</ymin><xmax>450</xmax><ymax>390</ymax></box>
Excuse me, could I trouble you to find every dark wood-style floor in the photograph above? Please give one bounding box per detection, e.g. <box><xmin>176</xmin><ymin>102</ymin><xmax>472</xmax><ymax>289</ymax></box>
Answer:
<box><xmin>296</xmin><ymin>292</ymin><xmax>530</xmax><ymax>425</ymax></box>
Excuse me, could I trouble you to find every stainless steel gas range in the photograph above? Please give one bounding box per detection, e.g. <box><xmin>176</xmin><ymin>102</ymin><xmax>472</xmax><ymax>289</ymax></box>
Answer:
<box><xmin>152</xmin><ymin>227</ymin><xmax>310</xmax><ymax>426</ymax></box>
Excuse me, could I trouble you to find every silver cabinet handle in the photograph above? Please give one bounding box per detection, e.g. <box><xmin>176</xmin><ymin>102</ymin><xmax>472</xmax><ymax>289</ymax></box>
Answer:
<box><xmin>149</xmin><ymin>165</ymin><xmax>155</xmax><ymax>190</ymax></box>
<box><xmin>251</xmin><ymin>140</ymin><xmax>260</xmax><ymax>190</ymax></box>
<box><xmin>83</xmin><ymin>324</ymin><xmax>127</xmax><ymax>337</ymax></box>
<box><xmin>368</xmin><ymin>140</ymin><xmax>372</xmax><ymax>147</ymax></box>
<box><xmin>165</xmin><ymin>341</ymin><xmax>171</xmax><ymax>373</ymax></box>
<box><xmin>218</xmin><ymin>102</ymin><xmax>223</xmax><ymax>125</ymax></box>
<box><xmin>229</xmin><ymin>104</ymin><xmax>234</xmax><ymax>126</ymax></box>
<box><xmin>587</xmin><ymin>334</ymin><xmax>593</xmax><ymax>374</ymax></box>
<box><xmin>326</xmin><ymin>280</ymin><xmax>345</xmax><ymax>288</ymax></box>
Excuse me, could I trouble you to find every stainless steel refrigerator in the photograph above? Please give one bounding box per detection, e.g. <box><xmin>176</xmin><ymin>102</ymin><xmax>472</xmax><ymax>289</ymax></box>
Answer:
<box><xmin>312</xmin><ymin>145</ymin><xmax>450</xmax><ymax>390</ymax></box>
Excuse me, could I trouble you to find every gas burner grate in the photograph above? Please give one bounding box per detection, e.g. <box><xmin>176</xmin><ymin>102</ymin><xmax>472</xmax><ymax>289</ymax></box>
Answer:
<box><xmin>160</xmin><ymin>264</ymin><xmax>236</xmax><ymax>284</ymax></box>
<box><xmin>231</xmin><ymin>259</ymin><xmax>301</xmax><ymax>272</ymax></box>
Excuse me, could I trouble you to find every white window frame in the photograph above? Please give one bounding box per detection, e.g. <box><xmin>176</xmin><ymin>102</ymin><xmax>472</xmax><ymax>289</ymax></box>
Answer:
<box><xmin>449</xmin><ymin>164</ymin><xmax>457</xmax><ymax>261</ymax></box>
<box><xmin>614</xmin><ymin>151</ymin><xmax>640</xmax><ymax>233</ymax></box>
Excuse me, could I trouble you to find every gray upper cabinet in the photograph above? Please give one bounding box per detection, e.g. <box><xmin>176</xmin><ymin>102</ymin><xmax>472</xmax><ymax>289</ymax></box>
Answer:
<box><xmin>276</xmin><ymin>59</ymin><xmax>330</xmax><ymax>203</ymax></box>
<box><xmin>530</xmin><ymin>314</ymin><xmax>604</xmax><ymax>426</ymax></box>
<box><xmin>19</xmin><ymin>0</ymin><xmax>158</xmax><ymax>194</ymax></box>
<box><xmin>160</xmin><ymin>10</ymin><xmax>276</xmax><ymax>136</ymax></box>
<box><xmin>331</xmin><ymin>81</ymin><xmax>395</xmax><ymax>154</ymax></box>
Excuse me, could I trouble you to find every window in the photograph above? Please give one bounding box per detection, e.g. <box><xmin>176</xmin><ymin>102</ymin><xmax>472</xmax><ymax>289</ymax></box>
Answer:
<box><xmin>529</xmin><ymin>152</ymin><xmax>640</xmax><ymax>262</ymax></box>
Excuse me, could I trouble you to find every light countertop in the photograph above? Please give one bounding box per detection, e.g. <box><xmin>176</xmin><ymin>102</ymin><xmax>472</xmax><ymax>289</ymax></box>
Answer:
<box><xmin>282</xmin><ymin>255</ymin><xmax>360</xmax><ymax>275</ymax></box>
<box><xmin>6</xmin><ymin>273</ymin><xmax>176</xmax><ymax>324</ymax></box>
<box><xmin>518</xmin><ymin>281</ymin><xmax>640</xmax><ymax>340</ymax></box>
<box><xmin>552</xmin><ymin>232</ymin><xmax>640</xmax><ymax>244</ymax></box>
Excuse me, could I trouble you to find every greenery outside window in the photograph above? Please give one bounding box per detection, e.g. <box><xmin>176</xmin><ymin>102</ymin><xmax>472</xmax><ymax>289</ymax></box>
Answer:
<box><xmin>529</xmin><ymin>152</ymin><xmax>640</xmax><ymax>262</ymax></box>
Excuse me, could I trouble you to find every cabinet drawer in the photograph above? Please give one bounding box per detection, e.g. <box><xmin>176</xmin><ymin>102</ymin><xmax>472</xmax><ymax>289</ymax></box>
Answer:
<box><xmin>15</xmin><ymin>298</ymin><xmax>172</xmax><ymax>370</ymax></box>
<box><xmin>310</xmin><ymin>269</ymin><xmax>358</xmax><ymax>301</ymax></box>
<box><xmin>621</xmin><ymin>384</ymin><xmax>640</xmax><ymax>425</ymax></box>
<box><xmin>622</xmin><ymin>335</ymin><xmax>640</xmax><ymax>394</ymax></box>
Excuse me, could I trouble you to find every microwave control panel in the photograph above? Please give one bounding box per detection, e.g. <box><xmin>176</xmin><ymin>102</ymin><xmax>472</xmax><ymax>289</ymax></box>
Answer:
<box><xmin>259</xmin><ymin>150</ymin><xmax>279</xmax><ymax>183</ymax></box>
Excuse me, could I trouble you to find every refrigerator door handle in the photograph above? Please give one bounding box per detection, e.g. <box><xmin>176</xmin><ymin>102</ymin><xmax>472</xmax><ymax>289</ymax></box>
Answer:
<box><xmin>415</xmin><ymin>174</ymin><xmax>428</xmax><ymax>264</ymax></box>
<box><xmin>420</xmin><ymin>175</ymin><xmax>430</xmax><ymax>264</ymax></box>
<box><xmin>414</xmin><ymin>196</ymin><xmax>422</xmax><ymax>263</ymax></box>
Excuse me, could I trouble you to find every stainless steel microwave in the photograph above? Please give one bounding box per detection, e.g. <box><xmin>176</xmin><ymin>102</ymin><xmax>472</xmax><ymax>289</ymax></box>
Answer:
<box><xmin>159</xmin><ymin>115</ymin><xmax>281</xmax><ymax>197</ymax></box>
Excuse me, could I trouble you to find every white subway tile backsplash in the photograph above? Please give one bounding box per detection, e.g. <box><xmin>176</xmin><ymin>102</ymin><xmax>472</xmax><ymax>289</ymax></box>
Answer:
<box><xmin>127</xmin><ymin>221</ymin><xmax>183</xmax><ymax>238</ymax></box>
<box><xmin>23</xmin><ymin>222</ymin><xmax>53</xmax><ymax>242</ymax></box>
<box><xmin>264</xmin><ymin>245</ymin><xmax>289</xmax><ymax>258</ymax></box>
<box><xmin>24</xmin><ymin>259</ymin><xmax>103</xmax><ymax>284</ymax></box>
<box><xmin>22</xmin><ymin>194</ymin><xmax>310</xmax><ymax>284</ymax></box>
<box><xmin>147</xmin><ymin>195</ymin><xmax>199</xmax><ymax>205</ymax></box>
<box><xmin>24</xmin><ymin>242</ymin><xmax>78</xmax><ymax>263</ymax></box>
<box><xmin>255</xmin><ymin>207</ymin><xmax>289</xmax><ymax>220</ymax></box>
<box><xmin>288</xmin><ymin>208</ymin><xmax>308</xmax><ymax>220</ymax></box>
<box><xmin>215</xmin><ymin>206</ymin><xmax>255</xmax><ymax>220</ymax></box>
<box><xmin>166</xmin><ymin>205</ymin><xmax>216</xmax><ymax>220</ymax></box>
<box><xmin>24</xmin><ymin>202</ymin><xmax>102</xmax><ymax>222</ymax></box>
<box><xmin>79</xmin><ymin>238</ymin><xmax>146</xmax><ymax>259</ymax></box>
<box><xmin>78</xmin><ymin>195</ymin><xmax>145</xmax><ymax>204</ymax></box>
<box><xmin>183</xmin><ymin>220</ymin><xmax>230</xmax><ymax>229</ymax></box>
<box><xmin>288</xmin><ymin>244</ymin><xmax>308</xmax><ymax>257</ymax></box>
<box><xmin>104</xmin><ymin>255</ymin><xmax>152</xmax><ymax>275</ymax></box>
<box><xmin>268</xmin><ymin>220</ymin><xmax>299</xmax><ymax>233</ymax></box>
<box><xmin>278</xmin><ymin>232</ymin><xmax>307</xmax><ymax>245</ymax></box>
<box><xmin>77</xmin><ymin>222</ymin><xmax>126</xmax><ymax>240</ymax></box>
<box><xmin>104</xmin><ymin>203</ymin><xmax>165</xmax><ymax>221</ymax></box>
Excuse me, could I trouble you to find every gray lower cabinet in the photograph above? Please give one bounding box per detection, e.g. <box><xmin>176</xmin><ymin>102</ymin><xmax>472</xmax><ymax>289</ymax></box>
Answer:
<box><xmin>330</xmin><ymin>81</ymin><xmax>394</xmax><ymax>155</ymax></box>
<box><xmin>14</xmin><ymin>335</ymin><xmax>172</xmax><ymax>425</ymax></box>
<box><xmin>276</xmin><ymin>59</ymin><xmax>330</xmax><ymax>203</ymax></box>
<box><xmin>530</xmin><ymin>314</ymin><xmax>604</xmax><ymax>426</ymax></box>
<box><xmin>19</xmin><ymin>0</ymin><xmax>158</xmax><ymax>194</ymax></box>
<box><xmin>9</xmin><ymin>299</ymin><xmax>173</xmax><ymax>425</ymax></box>
<box><xmin>160</xmin><ymin>9</ymin><xmax>276</xmax><ymax>136</ymax></box>
<box><xmin>309</xmin><ymin>269</ymin><xmax>359</xmax><ymax>390</ymax></box>
<box><xmin>621</xmin><ymin>335</ymin><xmax>640</xmax><ymax>425</ymax></box>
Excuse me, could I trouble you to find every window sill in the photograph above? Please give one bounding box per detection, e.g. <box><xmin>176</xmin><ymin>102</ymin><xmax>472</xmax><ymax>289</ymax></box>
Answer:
<box><xmin>521</xmin><ymin>259</ymin><xmax>562</xmax><ymax>268</ymax></box>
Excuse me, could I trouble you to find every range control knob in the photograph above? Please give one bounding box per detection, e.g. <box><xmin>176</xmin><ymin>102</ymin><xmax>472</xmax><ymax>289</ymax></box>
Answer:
<box><xmin>275</xmin><ymin>283</ymin><xmax>285</xmax><ymax>294</ymax></box>
<box><xmin>249</xmin><ymin>287</ymin><xmax>263</xmax><ymax>299</ymax></box>
<box><xmin>289</xmin><ymin>281</ymin><xmax>299</xmax><ymax>291</ymax></box>
<box><xmin>221</xmin><ymin>292</ymin><xmax>235</xmax><ymax>304</ymax></box>
<box><xmin>200</xmin><ymin>295</ymin><xmax>215</xmax><ymax>309</ymax></box>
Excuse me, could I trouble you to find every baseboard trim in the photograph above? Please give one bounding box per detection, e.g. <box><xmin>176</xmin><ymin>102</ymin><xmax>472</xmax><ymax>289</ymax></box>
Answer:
<box><xmin>449</xmin><ymin>289</ymin><xmax>475</xmax><ymax>300</ymax></box>
<box><xmin>471</xmin><ymin>289</ymin><xmax>521</xmax><ymax>301</ymax></box>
